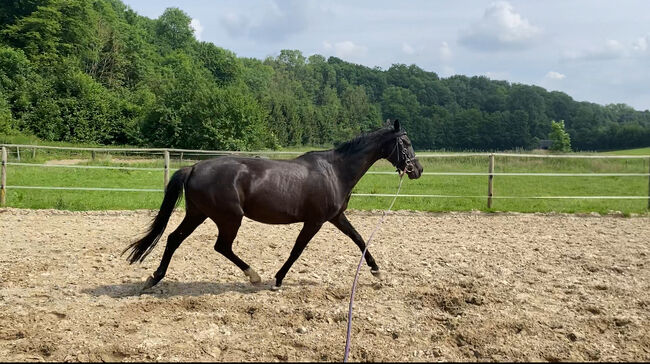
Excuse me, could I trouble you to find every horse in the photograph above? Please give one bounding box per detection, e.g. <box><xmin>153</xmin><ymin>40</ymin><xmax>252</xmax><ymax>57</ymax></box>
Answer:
<box><xmin>123</xmin><ymin>119</ymin><xmax>423</xmax><ymax>291</ymax></box>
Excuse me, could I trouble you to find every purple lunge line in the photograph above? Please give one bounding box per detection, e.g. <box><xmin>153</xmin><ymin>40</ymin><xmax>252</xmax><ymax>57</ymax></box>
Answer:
<box><xmin>344</xmin><ymin>174</ymin><xmax>404</xmax><ymax>362</ymax></box>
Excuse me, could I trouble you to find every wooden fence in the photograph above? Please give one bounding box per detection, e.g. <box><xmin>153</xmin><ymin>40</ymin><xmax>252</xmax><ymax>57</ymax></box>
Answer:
<box><xmin>1</xmin><ymin>144</ymin><xmax>649</xmax><ymax>209</ymax></box>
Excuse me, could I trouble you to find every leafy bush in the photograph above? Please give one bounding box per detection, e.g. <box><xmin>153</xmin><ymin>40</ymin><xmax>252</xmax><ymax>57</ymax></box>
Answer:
<box><xmin>548</xmin><ymin>120</ymin><xmax>572</xmax><ymax>152</ymax></box>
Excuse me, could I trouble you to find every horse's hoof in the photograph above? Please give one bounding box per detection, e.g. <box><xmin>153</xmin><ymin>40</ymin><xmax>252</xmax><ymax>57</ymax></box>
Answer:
<box><xmin>371</xmin><ymin>269</ymin><xmax>385</xmax><ymax>280</ymax></box>
<box><xmin>141</xmin><ymin>275</ymin><xmax>159</xmax><ymax>291</ymax></box>
<box><xmin>244</xmin><ymin>268</ymin><xmax>262</xmax><ymax>285</ymax></box>
<box><xmin>270</xmin><ymin>285</ymin><xmax>282</xmax><ymax>291</ymax></box>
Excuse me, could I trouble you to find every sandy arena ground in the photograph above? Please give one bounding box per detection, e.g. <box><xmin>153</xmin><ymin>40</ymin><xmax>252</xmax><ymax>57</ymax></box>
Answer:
<box><xmin>0</xmin><ymin>208</ymin><xmax>649</xmax><ymax>362</ymax></box>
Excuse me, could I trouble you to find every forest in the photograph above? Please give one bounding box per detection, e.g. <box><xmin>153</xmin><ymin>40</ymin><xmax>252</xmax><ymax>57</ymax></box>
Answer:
<box><xmin>1</xmin><ymin>0</ymin><xmax>649</xmax><ymax>151</ymax></box>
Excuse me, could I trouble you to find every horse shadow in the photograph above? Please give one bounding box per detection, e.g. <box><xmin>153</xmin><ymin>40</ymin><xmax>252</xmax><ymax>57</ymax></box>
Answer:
<box><xmin>82</xmin><ymin>279</ymin><xmax>319</xmax><ymax>299</ymax></box>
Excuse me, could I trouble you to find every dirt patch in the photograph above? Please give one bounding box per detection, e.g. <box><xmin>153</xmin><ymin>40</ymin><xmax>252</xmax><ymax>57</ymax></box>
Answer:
<box><xmin>44</xmin><ymin>159</ymin><xmax>87</xmax><ymax>165</ymax></box>
<box><xmin>1</xmin><ymin>208</ymin><xmax>649</xmax><ymax>361</ymax></box>
<box><xmin>107</xmin><ymin>158</ymin><xmax>165</xmax><ymax>164</ymax></box>
<box><xmin>44</xmin><ymin>158</ymin><xmax>163</xmax><ymax>165</ymax></box>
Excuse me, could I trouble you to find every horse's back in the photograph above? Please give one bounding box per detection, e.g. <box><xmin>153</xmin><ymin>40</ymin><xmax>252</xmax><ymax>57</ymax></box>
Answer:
<box><xmin>184</xmin><ymin>156</ymin><xmax>344</xmax><ymax>224</ymax></box>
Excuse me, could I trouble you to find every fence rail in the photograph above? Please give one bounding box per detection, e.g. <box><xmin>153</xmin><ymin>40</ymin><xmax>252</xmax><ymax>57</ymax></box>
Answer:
<box><xmin>1</xmin><ymin>144</ymin><xmax>649</xmax><ymax>209</ymax></box>
<box><xmin>3</xmin><ymin>143</ymin><xmax>650</xmax><ymax>158</ymax></box>
<box><xmin>0</xmin><ymin>143</ymin><xmax>304</xmax><ymax>155</ymax></box>
<box><xmin>5</xmin><ymin>186</ymin><xmax>648</xmax><ymax>200</ymax></box>
<box><xmin>5</xmin><ymin>162</ymin><xmax>650</xmax><ymax>177</ymax></box>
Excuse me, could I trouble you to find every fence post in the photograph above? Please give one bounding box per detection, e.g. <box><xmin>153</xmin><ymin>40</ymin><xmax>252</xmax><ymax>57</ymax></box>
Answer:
<box><xmin>1</xmin><ymin>146</ymin><xmax>6</xmax><ymax>206</ymax></box>
<box><xmin>487</xmin><ymin>153</ymin><xmax>494</xmax><ymax>209</ymax></box>
<box><xmin>32</xmin><ymin>147</ymin><xmax>36</xmax><ymax>159</ymax></box>
<box><xmin>16</xmin><ymin>146</ymin><xmax>20</xmax><ymax>162</ymax></box>
<box><xmin>164</xmin><ymin>150</ymin><xmax>170</xmax><ymax>188</ymax></box>
<box><xmin>91</xmin><ymin>150</ymin><xmax>96</xmax><ymax>161</ymax></box>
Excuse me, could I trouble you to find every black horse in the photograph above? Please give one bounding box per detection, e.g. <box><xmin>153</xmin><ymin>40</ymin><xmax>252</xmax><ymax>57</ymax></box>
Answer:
<box><xmin>123</xmin><ymin>119</ymin><xmax>423</xmax><ymax>291</ymax></box>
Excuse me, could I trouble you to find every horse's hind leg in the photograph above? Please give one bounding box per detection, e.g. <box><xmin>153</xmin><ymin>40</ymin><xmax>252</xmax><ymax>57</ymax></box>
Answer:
<box><xmin>143</xmin><ymin>210</ymin><xmax>206</xmax><ymax>291</ymax></box>
<box><xmin>330</xmin><ymin>213</ymin><xmax>382</xmax><ymax>278</ymax></box>
<box><xmin>213</xmin><ymin>216</ymin><xmax>261</xmax><ymax>285</ymax></box>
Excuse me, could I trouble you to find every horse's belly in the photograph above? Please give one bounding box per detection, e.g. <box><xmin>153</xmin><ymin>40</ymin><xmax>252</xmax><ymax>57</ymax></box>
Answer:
<box><xmin>242</xmin><ymin>202</ymin><xmax>303</xmax><ymax>224</ymax></box>
<box><xmin>241</xmin><ymin>192</ymin><xmax>303</xmax><ymax>224</ymax></box>
<box><xmin>242</xmin><ymin>191</ymin><xmax>339</xmax><ymax>224</ymax></box>
<box><xmin>244</xmin><ymin>211</ymin><xmax>300</xmax><ymax>224</ymax></box>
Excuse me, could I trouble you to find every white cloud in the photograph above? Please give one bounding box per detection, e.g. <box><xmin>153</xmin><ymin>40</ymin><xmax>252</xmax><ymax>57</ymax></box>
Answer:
<box><xmin>402</xmin><ymin>42</ymin><xmax>428</xmax><ymax>56</ymax></box>
<box><xmin>459</xmin><ymin>1</ymin><xmax>541</xmax><ymax>51</ymax></box>
<box><xmin>222</xmin><ymin>13</ymin><xmax>250</xmax><ymax>35</ymax></box>
<box><xmin>484</xmin><ymin>71</ymin><xmax>509</xmax><ymax>80</ymax></box>
<box><xmin>402</xmin><ymin>42</ymin><xmax>415</xmax><ymax>55</ymax></box>
<box><xmin>545</xmin><ymin>71</ymin><xmax>566</xmax><ymax>80</ymax></box>
<box><xmin>562</xmin><ymin>33</ymin><xmax>650</xmax><ymax>63</ymax></box>
<box><xmin>190</xmin><ymin>19</ymin><xmax>204</xmax><ymax>40</ymax></box>
<box><xmin>633</xmin><ymin>35</ymin><xmax>648</xmax><ymax>53</ymax></box>
<box><xmin>324</xmin><ymin>40</ymin><xmax>368</xmax><ymax>58</ymax></box>
<box><xmin>220</xmin><ymin>0</ymin><xmax>314</xmax><ymax>42</ymax></box>
<box><xmin>441</xmin><ymin>66</ymin><xmax>455</xmax><ymax>77</ymax></box>
<box><xmin>562</xmin><ymin>39</ymin><xmax>627</xmax><ymax>61</ymax></box>
<box><xmin>439</xmin><ymin>41</ymin><xmax>452</xmax><ymax>61</ymax></box>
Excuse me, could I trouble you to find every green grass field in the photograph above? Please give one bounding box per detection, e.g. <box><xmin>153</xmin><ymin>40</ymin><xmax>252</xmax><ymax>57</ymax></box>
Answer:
<box><xmin>2</xmin><ymin>145</ymin><xmax>648</xmax><ymax>214</ymax></box>
<box><xmin>602</xmin><ymin>147</ymin><xmax>650</xmax><ymax>155</ymax></box>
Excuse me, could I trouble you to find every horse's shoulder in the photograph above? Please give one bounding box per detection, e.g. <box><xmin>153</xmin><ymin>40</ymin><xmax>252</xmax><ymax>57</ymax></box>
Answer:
<box><xmin>296</xmin><ymin>150</ymin><xmax>330</xmax><ymax>163</ymax></box>
<box><xmin>296</xmin><ymin>154</ymin><xmax>335</xmax><ymax>174</ymax></box>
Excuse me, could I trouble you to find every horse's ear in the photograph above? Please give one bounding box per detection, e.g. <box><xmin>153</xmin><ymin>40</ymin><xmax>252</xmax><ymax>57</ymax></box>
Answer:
<box><xmin>394</xmin><ymin>119</ymin><xmax>401</xmax><ymax>132</ymax></box>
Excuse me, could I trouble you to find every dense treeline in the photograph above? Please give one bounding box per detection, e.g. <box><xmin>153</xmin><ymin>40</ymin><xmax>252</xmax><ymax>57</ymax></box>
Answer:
<box><xmin>1</xmin><ymin>0</ymin><xmax>649</xmax><ymax>151</ymax></box>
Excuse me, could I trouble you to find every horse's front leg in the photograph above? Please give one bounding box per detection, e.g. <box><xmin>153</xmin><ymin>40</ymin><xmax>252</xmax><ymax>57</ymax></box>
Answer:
<box><xmin>329</xmin><ymin>212</ymin><xmax>383</xmax><ymax>279</ymax></box>
<box><xmin>273</xmin><ymin>222</ymin><xmax>323</xmax><ymax>290</ymax></box>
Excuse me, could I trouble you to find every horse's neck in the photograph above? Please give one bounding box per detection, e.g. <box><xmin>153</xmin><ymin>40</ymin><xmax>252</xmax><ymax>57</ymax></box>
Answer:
<box><xmin>334</xmin><ymin>147</ymin><xmax>381</xmax><ymax>192</ymax></box>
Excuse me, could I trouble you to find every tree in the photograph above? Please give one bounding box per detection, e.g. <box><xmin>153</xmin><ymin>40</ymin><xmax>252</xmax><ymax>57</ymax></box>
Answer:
<box><xmin>193</xmin><ymin>42</ymin><xmax>241</xmax><ymax>86</ymax></box>
<box><xmin>0</xmin><ymin>0</ymin><xmax>42</xmax><ymax>27</ymax></box>
<box><xmin>1</xmin><ymin>3</ymin><xmax>62</xmax><ymax>57</ymax></box>
<box><xmin>0</xmin><ymin>91</ymin><xmax>13</xmax><ymax>134</ymax></box>
<box><xmin>142</xmin><ymin>53</ymin><xmax>272</xmax><ymax>150</ymax></box>
<box><xmin>155</xmin><ymin>7</ymin><xmax>193</xmax><ymax>51</ymax></box>
<box><xmin>1</xmin><ymin>0</ymin><xmax>649</xmax><ymax>151</ymax></box>
<box><xmin>0</xmin><ymin>46</ymin><xmax>33</xmax><ymax>117</ymax></box>
<box><xmin>340</xmin><ymin>85</ymin><xmax>380</xmax><ymax>133</ymax></box>
<box><xmin>548</xmin><ymin>120</ymin><xmax>572</xmax><ymax>152</ymax></box>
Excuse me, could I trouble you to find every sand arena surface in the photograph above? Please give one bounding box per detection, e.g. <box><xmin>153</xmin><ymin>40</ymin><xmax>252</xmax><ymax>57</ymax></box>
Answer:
<box><xmin>0</xmin><ymin>208</ymin><xmax>649</xmax><ymax>362</ymax></box>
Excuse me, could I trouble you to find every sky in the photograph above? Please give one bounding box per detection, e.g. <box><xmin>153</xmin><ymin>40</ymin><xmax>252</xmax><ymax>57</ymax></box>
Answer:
<box><xmin>121</xmin><ymin>0</ymin><xmax>650</xmax><ymax>111</ymax></box>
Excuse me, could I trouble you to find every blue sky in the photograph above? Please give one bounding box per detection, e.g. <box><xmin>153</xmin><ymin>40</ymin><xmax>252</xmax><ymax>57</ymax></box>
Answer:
<box><xmin>122</xmin><ymin>0</ymin><xmax>650</xmax><ymax>111</ymax></box>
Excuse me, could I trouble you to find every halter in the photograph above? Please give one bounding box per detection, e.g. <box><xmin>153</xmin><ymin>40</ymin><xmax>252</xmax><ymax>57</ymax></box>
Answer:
<box><xmin>389</xmin><ymin>134</ymin><xmax>416</xmax><ymax>176</ymax></box>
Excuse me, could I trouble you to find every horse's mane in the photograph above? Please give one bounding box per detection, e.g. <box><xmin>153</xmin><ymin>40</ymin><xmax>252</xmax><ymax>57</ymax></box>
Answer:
<box><xmin>333</xmin><ymin>127</ymin><xmax>391</xmax><ymax>155</ymax></box>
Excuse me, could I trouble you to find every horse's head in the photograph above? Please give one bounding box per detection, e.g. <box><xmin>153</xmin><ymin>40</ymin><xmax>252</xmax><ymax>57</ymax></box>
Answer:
<box><xmin>382</xmin><ymin>119</ymin><xmax>423</xmax><ymax>179</ymax></box>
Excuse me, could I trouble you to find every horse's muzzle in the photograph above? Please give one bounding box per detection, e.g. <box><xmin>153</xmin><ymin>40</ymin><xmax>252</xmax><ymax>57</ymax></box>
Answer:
<box><xmin>405</xmin><ymin>159</ymin><xmax>423</xmax><ymax>179</ymax></box>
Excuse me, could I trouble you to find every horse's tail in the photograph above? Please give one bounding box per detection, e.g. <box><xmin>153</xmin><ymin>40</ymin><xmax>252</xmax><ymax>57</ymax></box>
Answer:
<box><xmin>122</xmin><ymin>166</ymin><xmax>193</xmax><ymax>264</ymax></box>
